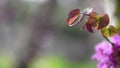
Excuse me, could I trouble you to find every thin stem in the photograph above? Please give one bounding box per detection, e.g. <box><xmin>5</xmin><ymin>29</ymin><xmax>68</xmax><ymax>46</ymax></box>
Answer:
<box><xmin>102</xmin><ymin>35</ymin><xmax>115</xmax><ymax>47</ymax></box>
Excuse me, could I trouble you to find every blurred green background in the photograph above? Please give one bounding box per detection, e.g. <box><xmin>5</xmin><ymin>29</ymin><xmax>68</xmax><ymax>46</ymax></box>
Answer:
<box><xmin>0</xmin><ymin>0</ymin><xmax>116</xmax><ymax>68</ymax></box>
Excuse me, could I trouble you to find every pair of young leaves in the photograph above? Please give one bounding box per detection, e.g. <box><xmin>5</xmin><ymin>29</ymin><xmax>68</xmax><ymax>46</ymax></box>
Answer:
<box><xmin>67</xmin><ymin>8</ymin><xmax>118</xmax><ymax>37</ymax></box>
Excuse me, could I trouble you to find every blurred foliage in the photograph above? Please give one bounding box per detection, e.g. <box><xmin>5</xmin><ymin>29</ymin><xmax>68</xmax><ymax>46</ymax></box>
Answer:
<box><xmin>0</xmin><ymin>54</ymin><xmax>97</xmax><ymax>68</ymax></box>
<box><xmin>0</xmin><ymin>54</ymin><xmax>15</xmax><ymax>68</ymax></box>
<box><xmin>115</xmin><ymin>0</ymin><xmax>120</xmax><ymax>34</ymax></box>
<box><xmin>29</xmin><ymin>56</ymin><xmax>70</xmax><ymax>68</ymax></box>
<box><xmin>29</xmin><ymin>56</ymin><xmax>96</xmax><ymax>68</ymax></box>
<box><xmin>101</xmin><ymin>25</ymin><xmax>117</xmax><ymax>37</ymax></box>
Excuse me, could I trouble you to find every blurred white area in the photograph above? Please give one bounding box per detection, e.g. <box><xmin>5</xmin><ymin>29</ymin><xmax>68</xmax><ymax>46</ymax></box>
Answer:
<box><xmin>58</xmin><ymin>0</ymin><xmax>104</xmax><ymax>14</ymax></box>
<box><xmin>57</xmin><ymin>0</ymin><xmax>77</xmax><ymax>8</ymax></box>
<box><xmin>104</xmin><ymin>0</ymin><xmax>117</xmax><ymax>26</ymax></box>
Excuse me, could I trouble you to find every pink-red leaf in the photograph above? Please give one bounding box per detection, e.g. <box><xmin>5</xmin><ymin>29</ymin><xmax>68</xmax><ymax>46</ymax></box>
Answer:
<box><xmin>85</xmin><ymin>23</ymin><xmax>93</xmax><ymax>33</ymax></box>
<box><xmin>87</xmin><ymin>12</ymin><xmax>99</xmax><ymax>29</ymax></box>
<box><xmin>67</xmin><ymin>9</ymin><xmax>80</xmax><ymax>26</ymax></box>
<box><xmin>98</xmin><ymin>13</ymin><xmax>109</xmax><ymax>29</ymax></box>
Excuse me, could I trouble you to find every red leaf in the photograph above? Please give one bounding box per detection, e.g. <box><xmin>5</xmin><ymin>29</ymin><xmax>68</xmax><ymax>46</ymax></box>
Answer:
<box><xmin>85</xmin><ymin>23</ymin><xmax>93</xmax><ymax>33</ymax></box>
<box><xmin>98</xmin><ymin>13</ymin><xmax>109</xmax><ymax>29</ymax></box>
<box><xmin>89</xmin><ymin>12</ymin><xmax>98</xmax><ymax>19</ymax></box>
<box><xmin>87</xmin><ymin>17</ymin><xmax>97</xmax><ymax>25</ymax></box>
<box><xmin>88</xmin><ymin>12</ymin><xmax>98</xmax><ymax>25</ymax></box>
<box><xmin>67</xmin><ymin>9</ymin><xmax>80</xmax><ymax>26</ymax></box>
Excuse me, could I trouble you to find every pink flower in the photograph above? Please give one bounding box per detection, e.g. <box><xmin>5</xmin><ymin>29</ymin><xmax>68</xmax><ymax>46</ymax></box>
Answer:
<box><xmin>92</xmin><ymin>34</ymin><xmax>120</xmax><ymax>68</ymax></box>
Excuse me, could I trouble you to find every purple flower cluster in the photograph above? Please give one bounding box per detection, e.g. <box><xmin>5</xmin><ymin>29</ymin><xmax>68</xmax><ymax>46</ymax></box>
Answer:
<box><xmin>92</xmin><ymin>34</ymin><xmax>120</xmax><ymax>68</ymax></box>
